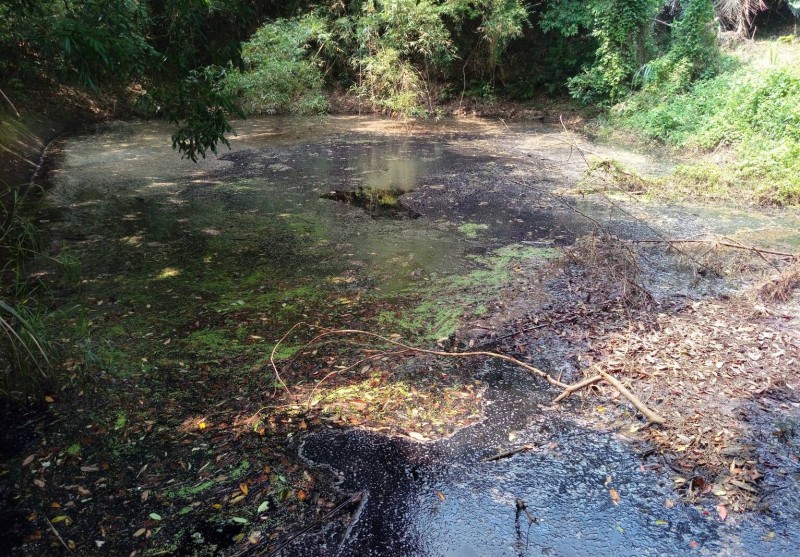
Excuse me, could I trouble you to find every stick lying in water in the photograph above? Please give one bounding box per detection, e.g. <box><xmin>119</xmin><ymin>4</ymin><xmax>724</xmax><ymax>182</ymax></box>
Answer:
<box><xmin>484</xmin><ymin>444</ymin><xmax>538</xmax><ymax>462</ymax></box>
<box><xmin>271</xmin><ymin>323</ymin><xmax>666</xmax><ymax>425</ymax></box>
<box><xmin>275</xmin><ymin>323</ymin><xmax>570</xmax><ymax>389</ymax></box>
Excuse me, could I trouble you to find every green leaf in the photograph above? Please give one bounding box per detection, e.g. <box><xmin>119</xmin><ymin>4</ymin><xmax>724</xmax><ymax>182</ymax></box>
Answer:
<box><xmin>231</xmin><ymin>516</ymin><xmax>249</xmax><ymax>524</ymax></box>
<box><xmin>257</xmin><ymin>501</ymin><xmax>269</xmax><ymax>513</ymax></box>
<box><xmin>149</xmin><ymin>513</ymin><xmax>162</xmax><ymax>521</ymax></box>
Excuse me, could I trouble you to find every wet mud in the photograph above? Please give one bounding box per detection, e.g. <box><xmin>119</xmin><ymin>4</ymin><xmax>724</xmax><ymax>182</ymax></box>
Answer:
<box><xmin>321</xmin><ymin>187</ymin><xmax>421</xmax><ymax>220</ymax></box>
<box><xmin>296</xmin><ymin>365</ymin><xmax>800</xmax><ymax>557</ymax></box>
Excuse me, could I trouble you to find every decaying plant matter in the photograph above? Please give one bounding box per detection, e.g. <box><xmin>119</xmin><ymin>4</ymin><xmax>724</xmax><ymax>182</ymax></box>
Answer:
<box><xmin>270</xmin><ymin>323</ymin><xmax>667</xmax><ymax>425</ymax></box>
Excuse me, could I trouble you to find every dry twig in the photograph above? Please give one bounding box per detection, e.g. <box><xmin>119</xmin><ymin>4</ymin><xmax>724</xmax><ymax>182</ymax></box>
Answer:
<box><xmin>597</xmin><ymin>370</ymin><xmax>666</xmax><ymax>424</ymax></box>
<box><xmin>484</xmin><ymin>444</ymin><xmax>537</xmax><ymax>462</ymax></box>
<box><xmin>44</xmin><ymin>516</ymin><xmax>71</xmax><ymax>552</ymax></box>
<box><xmin>272</xmin><ymin>323</ymin><xmax>667</xmax><ymax>425</ymax></box>
<box><xmin>552</xmin><ymin>374</ymin><xmax>603</xmax><ymax>403</ymax></box>
<box><xmin>626</xmin><ymin>238</ymin><xmax>797</xmax><ymax>260</ymax></box>
<box><xmin>272</xmin><ymin>323</ymin><xmax>570</xmax><ymax>390</ymax></box>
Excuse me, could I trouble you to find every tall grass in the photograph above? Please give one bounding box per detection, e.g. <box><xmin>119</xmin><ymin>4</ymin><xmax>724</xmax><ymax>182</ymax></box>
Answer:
<box><xmin>1</xmin><ymin>181</ymin><xmax>53</xmax><ymax>400</ymax></box>
<box><xmin>0</xmin><ymin>298</ymin><xmax>51</xmax><ymax>398</ymax></box>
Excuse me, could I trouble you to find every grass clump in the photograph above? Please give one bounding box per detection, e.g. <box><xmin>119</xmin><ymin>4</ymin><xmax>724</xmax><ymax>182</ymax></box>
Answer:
<box><xmin>611</xmin><ymin>39</ymin><xmax>800</xmax><ymax>205</ymax></box>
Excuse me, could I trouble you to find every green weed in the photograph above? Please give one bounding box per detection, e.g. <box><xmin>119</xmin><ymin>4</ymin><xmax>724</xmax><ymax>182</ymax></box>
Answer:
<box><xmin>611</xmin><ymin>40</ymin><xmax>800</xmax><ymax>205</ymax></box>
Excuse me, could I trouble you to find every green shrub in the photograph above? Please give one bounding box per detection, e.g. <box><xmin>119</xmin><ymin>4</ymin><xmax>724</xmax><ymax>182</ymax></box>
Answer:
<box><xmin>224</xmin><ymin>15</ymin><xmax>329</xmax><ymax>115</ymax></box>
<box><xmin>357</xmin><ymin>47</ymin><xmax>427</xmax><ymax>117</ymax></box>
<box><xmin>612</xmin><ymin>42</ymin><xmax>800</xmax><ymax>205</ymax></box>
<box><xmin>352</xmin><ymin>0</ymin><xmax>455</xmax><ymax>117</ymax></box>
<box><xmin>567</xmin><ymin>0</ymin><xmax>660</xmax><ymax>103</ymax></box>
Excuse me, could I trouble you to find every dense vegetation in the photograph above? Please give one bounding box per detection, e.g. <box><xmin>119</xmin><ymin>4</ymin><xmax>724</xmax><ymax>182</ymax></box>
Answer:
<box><xmin>0</xmin><ymin>1</ymin><xmax>753</xmax><ymax>150</ymax></box>
<box><xmin>2</xmin><ymin>2</ymin><xmax>798</xmax><ymax>145</ymax></box>
<box><xmin>613</xmin><ymin>38</ymin><xmax>800</xmax><ymax>204</ymax></box>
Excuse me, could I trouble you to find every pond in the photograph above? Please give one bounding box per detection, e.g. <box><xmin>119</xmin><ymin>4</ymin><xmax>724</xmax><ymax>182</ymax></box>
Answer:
<box><xmin>38</xmin><ymin>115</ymin><xmax>800</xmax><ymax>556</ymax></box>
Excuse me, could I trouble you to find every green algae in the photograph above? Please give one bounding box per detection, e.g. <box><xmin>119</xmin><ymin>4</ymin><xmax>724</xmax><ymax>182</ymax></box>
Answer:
<box><xmin>374</xmin><ymin>244</ymin><xmax>557</xmax><ymax>341</ymax></box>
<box><xmin>457</xmin><ymin>222</ymin><xmax>489</xmax><ymax>239</ymax></box>
<box><xmin>173</xmin><ymin>480</ymin><xmax>215</xmax><ymax>499</ymax></box>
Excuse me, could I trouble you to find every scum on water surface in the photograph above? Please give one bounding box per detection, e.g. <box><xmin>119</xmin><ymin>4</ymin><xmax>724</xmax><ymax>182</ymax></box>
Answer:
<box><xmin>2</xmin><ymin>115</ymin><xmax>800</xmax><ymax>556</ymax></box>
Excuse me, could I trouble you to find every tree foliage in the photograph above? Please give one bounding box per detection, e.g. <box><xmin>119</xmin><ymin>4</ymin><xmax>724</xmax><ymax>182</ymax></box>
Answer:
<box><xmin>224</xmin><ymin>15</ymin><xmax>329</xmax><ymax>115</ymax></box>
<box><xmin>0</xmin><ymin>1</ymin><xmax>737</xmax><ymax>150</ymax></box>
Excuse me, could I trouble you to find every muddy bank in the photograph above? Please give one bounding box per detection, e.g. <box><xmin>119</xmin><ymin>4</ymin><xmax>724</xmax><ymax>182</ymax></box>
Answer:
<box><xmin>297</xmin><ymin>365</ymin><xmax>800</xmax><ymax>556</ymax></box>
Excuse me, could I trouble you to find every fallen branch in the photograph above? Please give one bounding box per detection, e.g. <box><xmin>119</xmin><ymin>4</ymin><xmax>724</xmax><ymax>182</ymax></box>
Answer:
<box><xmin>626</xmin><ymin>238</ymin><xmax>797</xmax><ymax>260</ymax></box>
<box><xmin>273</xmin><ymin>323</ymin><xmax>667</xmax><ymax>424</ymax></box>
<box><xmin>0</xmin><ymin>87</ymin><xmax>20</xmax><ymax>118</ymax></box>
<box><xmin>484</xmin><ymin>444</ymin><xmax>537</xmax><ymax>462</ymax></box>
<box><xmin>44</xmin><ymin>516</ymin><xmax>71</xmax><ymax>552</ymax></box>
<box><xmin>262</xmin><ymin>491</ymin><xmax>364</xmax><ymax>557</ymax></box>
<box><xmin>271</xmin><ymin>323</ymin><xmax>570</xmax><ymax>390</ymax></box>
<box><xmin>269</xmin><ymin>323</ymin><xmax>300</xmax><ymax>397</ymax></box>
<box><xmin>552</xmin><ymin>374</ymin><xmax>602</xmax><ymax>403</ymax></box>
<box><xmin>597</xmin><ymin>370</ymin><xmax>665</xmax><ymax>425</ymax></box>
<box><xmin>477</xmin><ymin>315</ymin><xmax>577</xmax><ymax>348</ymax></box>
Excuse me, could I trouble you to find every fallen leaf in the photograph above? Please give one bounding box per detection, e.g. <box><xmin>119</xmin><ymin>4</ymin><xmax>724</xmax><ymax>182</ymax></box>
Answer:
<box><xmin>716</xmin><ymin>504</ymin><xmax>728</xmax><ymax>521</ymax></box>
<box><xmin>239</xmin><ymin>483</ymin><xmax>249</xmax><ymax>496</ymax></box>
<box><xmin>665</xmin><ymin>499</ymin><xmax>675</xmax><ymax>509</ymax></box>
<box><xmin>408</xmin><ymin>432</ymin><xmax>427</xmax><ymax>441</ymax></box>
<box><xmin>80</xmin><ymin>465</ymin><xmax>99</xmax><ymax>473</ymax></box>
<box><xmin>248</xmin><ymin>532</ymin><xmax>262</xmax><ymax>544</ymax></box>
<box><xmin>655</xmin><ymin>519</ymin><xmax>668</xmax><ymax>526</ymax></box>
<box><xmin>22</xmin><ymin>454</ymin><xmax>35</xmax><ymax>467</ymax></box>
<box><xmin>33</xmin><ymin>479</ymin><xmax>45</xmax><ymax>488</ymax></box>
<box><xmin>133</xmin><ymin>528</ymin><xmax>146</xmax><ymax>538</ymax></box>
<box><xmin>296</xmin><ymin>490</ymin><xmax>307</xmax><ymax>502</ymax></box>
<box><xmin>689</xmin><ymin>540</ymin><xmax>700</xmax><ymax>549</ymax></box>
<box><xmin>609</xmin><ymin>488</ymin><xmax>621</xmax><ymax>505</ymax></box>
<box><xmin>149</xmin><ymin>513</ymin><xmax>162</xmax><ymax>521</ymax></box>
<box><xmin>44</xmin><ymin>396</ymin><xmax>54</xmax><ymax>403</ymax></box>
<box><xmin>257</xmin><ymin>501</ymin><xmax>269</xmax><ymax>513</ymax></box>
<box><xmin>435</xmin><ymin>490</ymin><xmax>446</xmax><ymax>502</ymax></box>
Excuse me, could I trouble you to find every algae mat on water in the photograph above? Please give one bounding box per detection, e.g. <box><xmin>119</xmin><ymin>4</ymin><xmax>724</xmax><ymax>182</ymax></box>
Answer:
<box><xmin>7</xmin><ymin>117</ymin><xmax>568</xmax><ymax>556</ymax></box>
